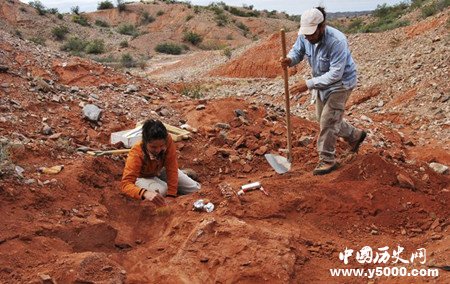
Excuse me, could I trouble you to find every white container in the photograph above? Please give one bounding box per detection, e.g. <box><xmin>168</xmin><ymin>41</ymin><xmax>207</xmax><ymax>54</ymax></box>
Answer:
<box><xmin>110</xmin><ymin>129</ymin><xmax>142</xmax><ymax>148</ymax></box>
<box><xmin>240</xmin><ymin>182</ymin><xmax>261</xmax><ymax>190</ymax></box>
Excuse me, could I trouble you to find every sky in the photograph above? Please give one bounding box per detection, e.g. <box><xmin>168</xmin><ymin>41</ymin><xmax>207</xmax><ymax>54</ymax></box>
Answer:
<box><xmin>21</xmin><ymin>0</ymin><xmax>407</xmax><ymax>14</ymax></box>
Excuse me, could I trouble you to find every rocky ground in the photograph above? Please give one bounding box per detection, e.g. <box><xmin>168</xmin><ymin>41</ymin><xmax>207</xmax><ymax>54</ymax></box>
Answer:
<box><xmin>0</xmin><ymin>2</ymin><xmax>449</xmax><ymax>284</ymax></box>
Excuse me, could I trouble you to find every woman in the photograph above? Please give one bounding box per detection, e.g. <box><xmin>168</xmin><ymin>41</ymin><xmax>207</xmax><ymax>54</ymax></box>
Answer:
<box><xmin>121</xmin><ymin>119</ymin><xmax>201</xmax><ymax>206</ymax></box>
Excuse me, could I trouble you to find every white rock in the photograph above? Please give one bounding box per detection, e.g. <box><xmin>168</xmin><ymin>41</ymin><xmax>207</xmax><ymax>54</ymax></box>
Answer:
<box><xmin>429</xmin><ymin>163</ymin><xmax>448</xmax><ymax>175</ymax></box>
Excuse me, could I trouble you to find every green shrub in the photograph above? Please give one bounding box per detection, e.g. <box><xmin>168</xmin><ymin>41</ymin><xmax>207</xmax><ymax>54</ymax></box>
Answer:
<box><xmin>222</xmin><ymin>47</ymin><xmax>232</xmax><ymax>58</ymax></box>
<box><xmin>155</xmin><ymin>43</ymin><xmax>183</xmax><ymax>55</ymax></box>
<box><xmin>362</xmin><ymin>19</ymin><xmax>410</xmax><ymax>33</ymax></box>
<box><xmin>215</xmin><ymin>13</ymin><xmax>228</xmax><ymax>26</ymax></box>
<box><xmin>72</xmin><ymin>15</ymin><xmax>90</xmax><ymax>26</ymax></box>
<box><xmin>61</xmin><ymin>37</ymin><xmax>87</xmax><ymax>52</ymax></box>
<box><xmin>236</xmin><ymin>21</ymin><xmax>249</xmax><ymax>35</ymax></box>
<box><xmin>93</xmin><ymin>55</ymin><xmax>116</xmax><ymax>63</ymax></box>
<box><xmin>85</xmin><ymin>39</ymin><xmax>105</xmax><ymax>54</ymax></box>
<box><xmin>411</xmin><ymin>0</ymin><xmax>426</xmax><ymax>8</ymax></box>
<box><xmin>181</xmin><ymin>84</ymin><xmax>204</xmax><ymax>99</ymax></box>
<box><xmin>420</xmin><ymin>0</ymin><xmax>450</xmax><ymax>18</ymax></box>
<box><xmin>199</xmin><ymin>40</ymin><xmax>225</xmax><ymax>50</ymax></box>
<box><xmin>117</xmin><ymin>24</ymin><xmax>138</xmax><ymax>36</ymax></box>
<box><xmin>120</xmin><ymin>40</ymin><xmax>129</xmax><ymax>48</ymax></box>
<box><xmin>51</xmin><ymin>25</ymin><xmax>69</xmax><ymax>41</ymax></box>
<box><xmin>157</xmin><ymin>10</ymin><xmax>164</xmax><ymax>16</ymax></box>
<box><xmin>97</xmin><ymin>1</ymin><xmax>114</xmax><ymax>10</ymax></box>
<box><xmin>228</xmin><ymin>6</ymin><xmax>258</xmax><ymax>17</ymax></box>
<box><xmin>421</xmin><ymin>5</ymin><xmax>436</xmax><ymax>18</ymax></box>
<box><xmin>141</xmin><ymin>11</ymin><xmax>155</xmax><ymax>24</ymax></box>
<box><xmin>183</xmin><ymin>31</ymin><xmax>203</xmax><ymax>45</ymax></box>
<box><xmin>19</xmin><ymin>6</ymin><xmax>27</xmax><ymax>12</ymax></box>
<box><xmin>193</xmin><ymin>5</ymin><xmax>200</xmax><ymax>13</ymax></box>
<box><xmin>186</xmin><ymin>14</ymin><xmax>194</xmax><ymax>21</ymax></box>
<box><xmin>30</xmin><ymin>36</ymin><xmax>45</xmax><ymax>45</ymax></box>
<box><xmin>29</xmin><ymin>0</ymin><xmax>46</xmax><ymax>15</ymax></box>
<box><xmin>15</xmin><ymin>30</ymin><xmax>22</xmax><ymax>38</ymax></box>
<box><xmin>47</xmin><ymin>8</ymin><xmax>58</xmax><ymax>14</ymax></box>
<box><xmin>121</xmin><ymin>53</ymin><xmax>136</xmax><ymax>68</ymax></box>
<box><xmin>95</xmin><ymin>19</ymin><xmax>110</xmax><ymax>27</ymax></box>
<box><xmin>57</xmin><ymin>13</ymin><xmax>63</xmax><ymax>20</ymax></box>
<box><xmin>436</xmin><ymin>0</ymin><xmax>450</xmax><ymax>10</ymax></box>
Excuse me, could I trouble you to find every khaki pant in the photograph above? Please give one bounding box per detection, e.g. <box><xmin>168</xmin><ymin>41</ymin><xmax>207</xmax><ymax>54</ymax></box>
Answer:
<box><xmin>315</xmin><ymin>88</ymin><xmax>362</xmax><ymax>163</ymax></box>
<box><xmin>135</xmin><ymin>169</ymin><xmax>201</xmax><ymax>196</ymax></box>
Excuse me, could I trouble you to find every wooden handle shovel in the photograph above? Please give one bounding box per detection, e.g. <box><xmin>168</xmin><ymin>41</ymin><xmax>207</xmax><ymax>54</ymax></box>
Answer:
<box><xmin>281</xmin><ymin>29</ymin><xmax>293</xmax><ymax>162</ymax></box>
<box><xmin>264</xmin><ymin>29</ymin><xmax>293</xmax><ymax>174</ymax></box>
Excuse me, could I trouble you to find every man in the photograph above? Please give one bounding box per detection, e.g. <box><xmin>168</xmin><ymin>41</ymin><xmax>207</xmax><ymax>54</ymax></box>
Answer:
<box><xmin>280</xmin><ymin>7</ymin><xmax>366</xmax><ymax>175</ymax></box>
<box><xmin>121</xmin><ymin>119</ymin><xmax>201</xmax><ymax>206</ymax></box>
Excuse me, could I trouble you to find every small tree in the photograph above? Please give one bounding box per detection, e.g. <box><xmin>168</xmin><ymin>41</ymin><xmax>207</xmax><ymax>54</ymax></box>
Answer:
<box><xmin>117</xmin><ymin>0</ymin><xmax>126</xmax><ymax>12</ymax></box>
<box><xmin>71</xmin><ymin>5</ymin><xmax>80</xmax><ymax>15</ymax></box>
<box><xmin>29</xmin><ymin>1</ymin><xmax>46</xmax><ymax>15</ymax></box>
<box><xmin>97</xmin><ymin>1</ymin><xmax>114</xmax><ymax>10</ymax></box>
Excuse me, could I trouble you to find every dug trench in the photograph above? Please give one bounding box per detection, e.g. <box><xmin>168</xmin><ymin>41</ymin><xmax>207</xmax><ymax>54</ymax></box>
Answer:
<box><xmin>0</xmin><ymin>96</ymin><xmax>448</xmax><ymax>283</ymax></box>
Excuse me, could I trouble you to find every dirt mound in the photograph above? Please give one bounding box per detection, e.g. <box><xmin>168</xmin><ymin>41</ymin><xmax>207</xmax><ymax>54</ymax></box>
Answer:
<box><xmin>52</xmin><ymin>58</ymin><xmax>126</xmax><ymax>86</ymax></box>
<box><xmin>406</xmin><ymin>14</ymin><xmax>448</xmax><ymax>38</ymax></box>
<box><xmin>209</xmin><ymin>31</ymin><xmax>302</xmax><ymax>78</ymax></box>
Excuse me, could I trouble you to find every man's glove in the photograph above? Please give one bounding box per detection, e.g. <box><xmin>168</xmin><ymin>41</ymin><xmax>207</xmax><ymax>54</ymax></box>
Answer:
<box><xmin>143</xmin><ymin>190</ymin><xmax>166</xmax><ymax>207</ymax></box>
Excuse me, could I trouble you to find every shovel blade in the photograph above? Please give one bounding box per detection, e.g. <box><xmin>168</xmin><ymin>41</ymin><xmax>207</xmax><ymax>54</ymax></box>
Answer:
<box><xmin>265</xmin><ymin>154</ymin><xmax>291</xmax><ymax>174</ymax></box>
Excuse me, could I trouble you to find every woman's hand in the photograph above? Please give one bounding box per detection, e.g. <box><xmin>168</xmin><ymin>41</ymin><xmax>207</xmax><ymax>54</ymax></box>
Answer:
<box><xmin>144</xmin><ymin>191</ymin><xmax>167</xmax><ymax>207</ymax></box>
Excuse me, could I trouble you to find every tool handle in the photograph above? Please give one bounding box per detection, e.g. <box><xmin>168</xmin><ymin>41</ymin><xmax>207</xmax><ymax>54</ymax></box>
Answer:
<box><xmin>87</xmin><ymin>149</ymin><xmax>131</xmax><ymax>156</ymax></box>
<box><xmin>280</xmin><ymin>29</ymin><xmax>292</xmax><ymax>162</ymax></box>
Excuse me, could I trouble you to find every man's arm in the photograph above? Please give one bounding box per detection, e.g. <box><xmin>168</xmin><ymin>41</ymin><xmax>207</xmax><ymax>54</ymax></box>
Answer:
<box><xmin>306</xmin><ymin>40</ymin><xmax>347</xmax><ymax>89</ymax></box>
<box><xmin>287</xmin><ymin>36</ymin><xmax>306</xmax><ymax>67</ymax></box>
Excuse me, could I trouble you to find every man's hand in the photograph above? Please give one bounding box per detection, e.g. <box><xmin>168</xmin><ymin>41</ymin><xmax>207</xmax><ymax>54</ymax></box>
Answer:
<box><xmin>144</xmin><ymin>190</ymin><xmax>166</xmax><ymax>207</ymax></box>
<box><xmin>289</xmin><ymin>79</ymin><xmax>308</xmax><ymax>95</ymax></box>
<box><xmin>279</xmin><ymin>57</ymin><xmax>292</xmax><ymax>68</ymax></box>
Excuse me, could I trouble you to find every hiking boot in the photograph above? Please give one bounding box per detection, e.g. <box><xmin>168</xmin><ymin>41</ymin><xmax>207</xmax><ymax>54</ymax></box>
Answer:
<box><xmin>350</xmin><ymin>130</ymin><xmax>367</xmax><ymax>153</ymax></box>
<box><xmin>313</xmin><ymin>161</ymin><xmax>339</xmax><ymax>176</ymax></box>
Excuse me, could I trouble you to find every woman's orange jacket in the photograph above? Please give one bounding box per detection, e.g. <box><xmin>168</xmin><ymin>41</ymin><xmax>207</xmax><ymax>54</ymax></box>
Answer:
<box><xmin>121</xmin><ymin>135</ymin><xmax>178</xmax><ymax>199</ymax></box>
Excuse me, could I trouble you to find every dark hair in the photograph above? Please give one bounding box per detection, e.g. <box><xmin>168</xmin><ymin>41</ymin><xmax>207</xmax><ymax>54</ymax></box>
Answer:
<box><xmin>141</xmin><ymin>119</ymin><xmax>168</xmax><ymax>158</ymax></box>
<box><xmin>315</xmin><ymin>6</ymin><xmax>326</xmax><ymax>27</ymax></box>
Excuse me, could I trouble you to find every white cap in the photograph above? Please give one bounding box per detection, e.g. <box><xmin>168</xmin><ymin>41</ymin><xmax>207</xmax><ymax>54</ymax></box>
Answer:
<box><xmin>299</xmin><ymin>8</ymin><xmax>324</xmax><ymax>35</ymax></box>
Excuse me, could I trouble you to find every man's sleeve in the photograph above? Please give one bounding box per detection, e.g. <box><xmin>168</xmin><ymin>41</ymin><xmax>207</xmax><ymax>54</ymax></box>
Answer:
<box><xmin>121</xmin><ymin>145</ymin><xmax>146</xmax><ymax>200</ymax></box>
<box><xmin>164</xmin><ymin>135</ymin><xmax>179</xmax><ymax>197</ymax></box>
<box><xmin>306</xmin><ymin>40</ymin><xmax>347</xmax><ymax>89</ymax></box>
<box><xmin>287</xmin><ymin>36</ymin><xmax>305</xmax><ymax>66</ymax></box>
